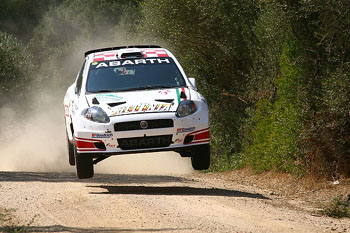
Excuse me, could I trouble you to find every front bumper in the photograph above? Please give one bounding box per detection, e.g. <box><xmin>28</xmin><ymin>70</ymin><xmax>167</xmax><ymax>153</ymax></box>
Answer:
<box><xmin>73</xmin><ymin>111</ymin><xmax>209</xmax><ymax>156</ymax></box>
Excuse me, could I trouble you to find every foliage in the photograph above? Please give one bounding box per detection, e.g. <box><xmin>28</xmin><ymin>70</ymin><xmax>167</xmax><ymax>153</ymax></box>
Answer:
<box><xmin>140</xmin><ymin>0</ymin><xmax>258</xmax><ymax>168</ymax></box>
<box><xmin>243</xmin><ymin>39</ymin><xmax>306</xmax><ymax>175</ymax></box>
<box><xmin>282</xmin><ymin>0</ymin><xmax>350</xmax><ymax>178</ymax></box>
<box><xmin>0</xmin><ymin>32</ymin><xmax>32</xmax><ymax>104</ymax></box>
<box><xmin>0</xmin><ymin>0</ymin><xmax>59</xmax><ymax>42</ymax></box>
<box><xmin>320</xmin><ymin>195</ymin><xmax>350</xmax><ymax>218</ymax></box>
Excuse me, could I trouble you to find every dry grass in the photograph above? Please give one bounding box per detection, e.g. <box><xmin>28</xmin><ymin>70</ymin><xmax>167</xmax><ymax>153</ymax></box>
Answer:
<box><xmin>202</xmin><ymin>167</ymin><xmax>350</xmax><ymax>217</ymax></box>
<box><xmin>0</xmin><ymin>208</ymin><xmax>36</xmax><ymax>233</ymax></box>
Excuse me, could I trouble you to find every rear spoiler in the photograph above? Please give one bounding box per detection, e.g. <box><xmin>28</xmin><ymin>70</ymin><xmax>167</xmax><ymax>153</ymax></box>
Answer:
<box><xmin>84</xmin><ymin>45</ymin><xmax>161</xmax><ymax>57</ymax></box>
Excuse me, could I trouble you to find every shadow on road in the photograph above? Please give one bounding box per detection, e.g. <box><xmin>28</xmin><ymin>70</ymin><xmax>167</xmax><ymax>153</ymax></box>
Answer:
<box><xmin>0</xmin><ymin>225</ymin><xmax>182</xmax><ymax>233</ymax></box>
<box><xmin>0</xmin><ymin>171</ymin><xmax>269</xmax><ymax>200</ymax></box>
<box><xmin>0</xmin><ymin>171</ymin><xmax>185</xmax><ymax>184</ymax></box>
<box><xmin>88</xmin><ymin>185</ymin><xmax>269</xmax><ymax>200</ymax></box>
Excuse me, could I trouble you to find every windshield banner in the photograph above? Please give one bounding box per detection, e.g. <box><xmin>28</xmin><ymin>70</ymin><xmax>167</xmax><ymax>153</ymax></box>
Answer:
<box><xmin>91</xmin><ymin>58</ymin><xmax>171</xmax><ymax>69</ymax></box>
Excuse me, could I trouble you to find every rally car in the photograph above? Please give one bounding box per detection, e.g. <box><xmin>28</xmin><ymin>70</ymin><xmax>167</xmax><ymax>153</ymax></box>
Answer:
<box><xmin>64</xmin><ymin>45</ymin><xmax>210</xmax><ymax>179</ymax></box>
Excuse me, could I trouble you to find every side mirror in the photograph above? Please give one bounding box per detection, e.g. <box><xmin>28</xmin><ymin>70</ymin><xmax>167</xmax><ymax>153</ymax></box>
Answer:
<box><xmin>188</xmin><ymin>78</ymin><xmax>197</xmax><ymax>91</ymax></box>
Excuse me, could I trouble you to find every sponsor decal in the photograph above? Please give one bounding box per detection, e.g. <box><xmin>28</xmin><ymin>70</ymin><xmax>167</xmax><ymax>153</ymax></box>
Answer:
<box><xmin>92</xmin><ymin>133</ymin><xmax>113</xmax><ymax>138</ymax></box>
<box><xmin>106</xmin><ymin>143</ymin><xmax>116</xmax><ymax>148</ymax></box>
<box><xmin>142</xmin><ymin>104</ymin><xmax>150</xmax><ymax>111</ymax></box>
<box><xmin>158</xmin><ymin>90</ymin><xmax>170</xmax><ymax>95</ymax></box>
<box><xmin>112</xmin><ymin>103</ymin><xmax>172</xmax><ymax>115</ymax></box>
<box><xmin>114</xmin><ymin>67</ymin><xmax>136</xmax><ymax>75</ymax></box>
<box><xmin>175</xmin><ymin>138</ymin><xmax>184</xmax><ymax>143</ymax></box>
<box><xmin>177</xmin><ymin>127</ymin><xmax>196</xmax><ymax>134</ymax></box>
<box><xmin>95</xmin><ymin>94</ymin><xmax>123</xmax><ymax>103</ymax></box>
<box><xmin>91</xmin><ymin>62</ymin><xmax>99</xmax><ymax>66</ymax></box>
<box><xmin>64</xmin><ymin>104</ymin><xmax>70</xmax><ymax>117</ymax></box>
<box><xmin>118</xmin><ymin>135</ymin><xmax>172</xmax><ymax>149</ymax></box>
<box><xmin>95</xmin><ymin>58</ymin><xmax>170</xmax><ymax>69</ymax></box>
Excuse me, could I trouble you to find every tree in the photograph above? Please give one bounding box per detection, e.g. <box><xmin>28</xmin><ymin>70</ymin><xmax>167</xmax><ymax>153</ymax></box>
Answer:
<box><xmin>0</xmin><ymin>0</ymin><xmax>60</xmax><ymax>42</ymax></box>
<box><xmin>0</xmin><ymin>32</ymin><xmax>32</xmax><ymax>104</ymax></box>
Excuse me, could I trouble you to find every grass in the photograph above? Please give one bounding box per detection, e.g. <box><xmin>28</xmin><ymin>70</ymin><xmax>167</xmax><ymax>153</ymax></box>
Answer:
<box><xmin>0</xmin><ymin>208</ymin><xmax>37</xmax><ymax>233</ymax></box>
<box><xmin>320</xmin><ymin>195</ymin><xmax>350</xmax><ymax>218</ymax></box>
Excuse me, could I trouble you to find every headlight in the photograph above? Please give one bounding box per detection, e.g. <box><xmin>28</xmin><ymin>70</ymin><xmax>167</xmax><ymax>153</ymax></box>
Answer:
<box><xmin>85</xmin><ymin>106</ymin><xmax>110</xmax><ymax>123</ymax></box>
<box><xmin>176</xmin><ymin>100</ymin><xmax>197</xmax><ymax>117</ymax></box>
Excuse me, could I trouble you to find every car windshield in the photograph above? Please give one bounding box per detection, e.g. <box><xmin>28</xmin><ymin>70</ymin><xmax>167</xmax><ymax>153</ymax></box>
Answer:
<box><xmin>86</xmin><ymin>57</ymin><xmax>186</xmax><ymax>92</ymax></box>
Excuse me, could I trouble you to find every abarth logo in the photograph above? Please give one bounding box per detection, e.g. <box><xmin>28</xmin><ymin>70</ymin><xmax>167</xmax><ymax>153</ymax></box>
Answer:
<box><xmin>140</xmin><ymin>121</ymin><xmax>148</xmax><ymax>129</ymax></box>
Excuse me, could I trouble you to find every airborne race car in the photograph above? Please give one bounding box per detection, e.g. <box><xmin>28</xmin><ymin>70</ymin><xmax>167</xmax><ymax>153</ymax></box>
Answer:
<box><xmin>64</xmin><ymin>45</ymin><xmax>210</xmax><ymax>179</ymax></box>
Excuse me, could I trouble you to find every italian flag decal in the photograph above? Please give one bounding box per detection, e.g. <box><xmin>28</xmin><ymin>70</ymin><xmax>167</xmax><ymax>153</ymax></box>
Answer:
<box><xmin>176</xmin><ymin>88</ymin><xmax>181</xmax><ymax>104</ymax></box>
<box><xmin>176</xmin><ymin>87</ymin><xmax>188</xmax><ymax>104</ymax></box>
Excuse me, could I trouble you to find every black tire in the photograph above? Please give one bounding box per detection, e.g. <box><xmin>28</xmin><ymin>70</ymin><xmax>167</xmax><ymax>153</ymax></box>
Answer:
<box><xmin>191</xmin><ymin>144</ymin><xmax>210</xmax><ymax>170</ymax></box>
<box><xmin>66</xmin><ymin>132</ymin><xmax>75</xmax><ymax>166</ymax></box>
<box><xmin>74</xmin><ymin>138</ymin><xmax>94</xmax><ymax>179</ymax></box>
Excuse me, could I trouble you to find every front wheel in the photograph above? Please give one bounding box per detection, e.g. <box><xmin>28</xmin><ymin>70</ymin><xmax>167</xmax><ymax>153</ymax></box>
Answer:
<box><xmin>66</xmin><ymin>132</ymin><xmax>75</xmax><ymax>166</ymax></box>
<box><xmin>74</xmin><ymin>138</ymin><xmax>94</xmax><ymax>179</ymax></box>
<box><xmin>191</xmin><ymin>144</ymin><xmax>210</xmax><ymax>170</ymax></box>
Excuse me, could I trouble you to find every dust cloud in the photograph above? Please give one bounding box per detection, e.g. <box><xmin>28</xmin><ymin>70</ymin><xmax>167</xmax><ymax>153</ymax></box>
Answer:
<box><xmin>0</xmin><ymin>92</ymin><xmax>194</xmax><ymax>175</ymax></box>
<box><xmin>0</xmin><ymin>93</ymin><xmax>71</xmax><ymax>173</ymax></box>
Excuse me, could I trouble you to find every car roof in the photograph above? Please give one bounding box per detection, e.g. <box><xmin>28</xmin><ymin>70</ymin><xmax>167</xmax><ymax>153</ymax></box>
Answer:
<box><xmin>85</xmin><ymin>45</ymin><xmax>174</xmax><ymax>62</ymax></box>
<box><xmin>84</xmin><ymin>45</ymin><xmax>161</xmax><ymax>57</ymax></box>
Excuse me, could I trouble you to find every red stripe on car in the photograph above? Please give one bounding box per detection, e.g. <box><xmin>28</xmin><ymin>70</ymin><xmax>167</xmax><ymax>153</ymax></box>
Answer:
<box><xmin>194</xmin><ymin>130</ymin><xmax>210</xmax><ymax>141</ymax></box>
<box><xmin>75</xmin><ymin>140</ymin><xmax>95</xmax><ymax>149</ymax></box>
<box><xmin>187</xmin><ymin>128</ymin><xmax>209</xmax><ymax>136</ymax></box>
<box><xmin>181</xmin><ymin>87</ymin><xmax>187</xmax><ymax>100</ymax></box>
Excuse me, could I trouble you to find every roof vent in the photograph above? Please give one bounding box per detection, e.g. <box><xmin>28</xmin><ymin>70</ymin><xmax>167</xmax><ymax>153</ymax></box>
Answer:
<box><xmin>118</xmin><ymin>48</ymin><xmax>143</xmax><ymax>59</ymax></box>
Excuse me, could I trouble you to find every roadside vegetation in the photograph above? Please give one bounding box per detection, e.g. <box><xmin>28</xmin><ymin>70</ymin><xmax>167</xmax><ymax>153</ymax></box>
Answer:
<box><xmin>1</xmin><ymin>0</ymin><xmax>350</xmax><ymax>180</ymax></box>
<box><xmin>0</xmin><ymin>208</ymin><xmax>35</xmax><ymax>233</ymax></box>
<box><xmin>320</xmin><ymin>195</ymin><xmax>350</xmax><ymax>218</ymax></box>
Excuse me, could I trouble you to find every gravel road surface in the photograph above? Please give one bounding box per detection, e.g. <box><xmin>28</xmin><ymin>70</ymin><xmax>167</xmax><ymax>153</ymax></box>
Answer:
<box><xmin>1</xmin><ymin>169</ymin><xmax>349</xmax><ymax>233</ymax></box>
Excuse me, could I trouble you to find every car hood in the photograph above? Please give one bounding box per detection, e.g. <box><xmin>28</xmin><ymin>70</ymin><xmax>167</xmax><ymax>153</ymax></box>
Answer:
<box><xmin>86</xmin><ymin>87</ymin><xmax>190</xmax><ymax>117</ymax></box>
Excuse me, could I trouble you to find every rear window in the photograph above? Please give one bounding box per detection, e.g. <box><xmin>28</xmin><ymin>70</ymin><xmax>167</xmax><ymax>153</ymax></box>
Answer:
<box><xmin>86</xmin><ymin>57</ymin><xmax>186</xmax><ymax>92</ymax></box>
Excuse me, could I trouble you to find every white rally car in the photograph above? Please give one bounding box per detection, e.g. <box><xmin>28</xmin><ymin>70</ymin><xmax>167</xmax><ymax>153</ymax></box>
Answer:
<box><xmin>64</xmin><ymin>45</ymin><xmax>210</xmax><ymax>179</ymax></box>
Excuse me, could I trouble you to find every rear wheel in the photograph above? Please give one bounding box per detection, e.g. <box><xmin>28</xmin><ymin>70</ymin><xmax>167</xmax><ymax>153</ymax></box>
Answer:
<box><xmin>73</xmin><ymin>138</ymin><xmax>94</xmax><ymax>179</ymax></box>
<box><xmin>191</xmin><ymin>144</ymin><xmax>210</xmax><ymax>170</ymax></box>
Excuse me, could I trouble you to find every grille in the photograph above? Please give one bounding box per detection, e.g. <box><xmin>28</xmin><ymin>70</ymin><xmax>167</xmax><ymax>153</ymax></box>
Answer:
<box><xmin>117</xmin><ymin>135</ymin><xmax>172</xmax><ymax>150</ymax></box>
<box><xmin>114</xmin><ymin>119</ymin><xmax>173</xmax><ymax>132</ymax></box>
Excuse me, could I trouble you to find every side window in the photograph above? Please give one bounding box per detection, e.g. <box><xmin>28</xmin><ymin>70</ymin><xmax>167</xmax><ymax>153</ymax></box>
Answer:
<box><xmin>75</xmin><ymin>60</ymin><xmax>86</xmax><ymax>95</ymax></box>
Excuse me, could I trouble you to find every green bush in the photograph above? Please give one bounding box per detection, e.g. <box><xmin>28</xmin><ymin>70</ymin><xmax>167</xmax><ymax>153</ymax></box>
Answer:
<box><xmin>242</xmin><ymin>39</ymin><xmax>305</xmax><ymax>175</ymax></box>
<box><xmin>320</xmin><ymin>195</ymin><xmax>350</xmax><ymax>218</ymax></box>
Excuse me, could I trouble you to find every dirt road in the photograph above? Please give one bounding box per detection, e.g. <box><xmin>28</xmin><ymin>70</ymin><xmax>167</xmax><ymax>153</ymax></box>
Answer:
<box><xmin>1</xmin><ymin>169</ymin><xmax>349</xmax><ymax>233</ymax></box>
